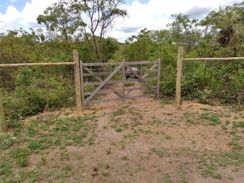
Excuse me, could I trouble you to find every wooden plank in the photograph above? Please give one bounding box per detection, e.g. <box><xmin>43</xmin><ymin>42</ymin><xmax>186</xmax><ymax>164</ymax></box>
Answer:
<box><xmin>157</xmin><ymin>60</ymin><xmax>161</xmax><ymax>98</ymax></box>
<box><xmin>82</xmin><ymin>61</ymin><xmax>158</xmax><ymax>67</ymax></box>
<box><xmin>83</xmin><ymin>72</ymin><xmax>120</xmax><ymax>77</ymax></box>
<box><xmin>80</xmin><ymin>61</ymin><xmax>84</xmax><ymax>107</ymax></box>
<box><xmin>0</xmin><ymin>91</ymin><xmax>7</xmax><ymax>132</ymax></box>
<box><xmin>83</xmin><ymin>67</ymin><xmax>103</xmax><ymax>82</ymax></box>
<box><xmin>142</xmin><ymin>63</ymin><xmax>158</xmax><ymax>79</ymax></box>
<box><xmin>0</xmin><ymin>62</ymin><xmax>75</xmax><ymax>68</ymax></box>
<box><xmin>183</xmin><ymin>57</ymin><xmax>244</xmax><ymax>61</ymax></box>
<box><xmin>176</xmin><ymin>46</ymin><xmax>184</xmax><ymax>108</ymax></box>
<box><xmin>126</xmin><ymin>61</ymin><xmax>158</xmax><ymax>65</ymax></box>
<box><xmin>84</xmin><ymin>62</ymin><xmax>124</xmax><ymax>105</ymax></box>
<box><xmin>84</xmin><ymin>78</ymin><xmax>157</xmax><ymax>87</ymax></box>
<box><xmin>125</xmin><ymin>64</ymin><xmax>157</xmax><ymax>95</ymax></box>
<box><xmin>82</xmin><ymin>66</ymin><xmax>123</xmax><ymax>99</ymax></box>
<box><xmin>82</xmin><ymin>62</ymin><xmax>121</xmax><ymax>67</ymax></box>
<box><xmin>73</xmin><ymin>50</ymin><xmax>82</xmax><ymax>113</ymax></box>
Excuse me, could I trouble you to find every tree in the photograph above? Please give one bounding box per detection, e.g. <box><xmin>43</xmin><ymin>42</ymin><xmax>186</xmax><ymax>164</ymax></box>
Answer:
<box><xmin>38</xmin><ymin>0</ymin><xmax>127</xmax><ymax>61</ymax></box>
<box><xmin>201</xmin><ymin>2</ymin><xmax>244</xmax><ymax>55</ymax></box>
<box><xmin>37</xmin><ymin>0</ymin><xmax>85</xmax><ymax>42</ymax></box>
<box><xmin>124</xmin><ymin>29</ymin><xmax>154</xmax><ymax>61</ymax></box>
<box><xmin>168</xmin><ymin>14</ymin><xmax>201</xmax><ymax>52</ymax></box>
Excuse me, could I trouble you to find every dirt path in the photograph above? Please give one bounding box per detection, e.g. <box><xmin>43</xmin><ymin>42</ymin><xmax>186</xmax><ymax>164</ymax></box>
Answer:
<box><xmin>63</xmin><ymin>90</ymin><xmax>244</xmax><ymax>183</ymax></box>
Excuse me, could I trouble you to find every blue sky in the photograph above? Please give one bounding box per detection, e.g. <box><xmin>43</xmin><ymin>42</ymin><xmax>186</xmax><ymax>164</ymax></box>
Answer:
<box><xmin>0</xmin><ymin>0</ymin><xmax>30</xmax><ymax>13</ymax></box>
<box><xmin>0</xmin><ymin>0</ymin><xmax>242</xmax><ymax>41</ymax></box>
<box><xmin>0</xmin><ymin>0</ymin><xmax>148</xmax><ymax>13</ymax></box>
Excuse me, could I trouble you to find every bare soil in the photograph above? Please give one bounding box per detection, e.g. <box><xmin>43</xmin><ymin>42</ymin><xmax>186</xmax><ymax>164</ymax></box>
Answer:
<box><xmin>25</xmin><ymin>89</ymin><xmax>244</xmax><ymax>183</ymax></box>
<box><xmin>5</xmin><ymin>86</ymin><xmax>242</xmax><ymax>183</ymax></box>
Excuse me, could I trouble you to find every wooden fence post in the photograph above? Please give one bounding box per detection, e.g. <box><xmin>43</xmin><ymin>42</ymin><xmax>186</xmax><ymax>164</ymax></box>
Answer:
<box><xmin>122</xmin><ymin>60</ymin><xmax>126</xmax><ymax>102</ymax></box>
<box><xmin>0</xmin><ymin>91</ymin><xmax>7</xmax><ymax>132</ymax></box>
<box><xmin>80</xmin><ymin>60</ymin><xmax>85</xmax><ymax>107</ymax></box>
<box><xmin>73</xmin><ymin>50</ymin><xmax>82</xmax><ymax>114</ymax></box>
<box><xmin>176</xmin><ymin>46</ymin><xmax>184</xmax><ymax>108</ymax></box>
<box><xmin>157</xmin><ymin>59</ymin><xmax>161</xmax><ymax>98</ymax></box>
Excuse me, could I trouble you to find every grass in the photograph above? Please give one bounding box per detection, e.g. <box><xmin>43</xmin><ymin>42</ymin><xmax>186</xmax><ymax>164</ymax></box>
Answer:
<box><xmin>151</xmin><ymin>148</ymin><xmax>168</xmax><ymax>158</ymax></box>
<box><xmin>199</xmin><ymin>112</ymin><xmax>221</xmax><ymax>125</ymax></box>
<box><xmin>0</xmin><ymin>113</ymin><xmax>98</xmax><ymax>182</ymax></box>
<box><xmin>11</xmin><ymin>148</ymin><xmax>30</xmax><ymax>167</ymax></box>
<box><xmin>164</xmin><ymin>174</ymin><xmax>173</xmax><ymax>183</ymax></box>
<box><xmin>109</xmin><ymin>106</ymin><xmax>144</xmax><ymax>133</ymax></box>
<box><xmin>1</xmin><ymin>102</ymin><xmax>243</xmax><ymax>182</ymax></box>
<box><xmin>197</xmin><ymin>151</ymin><xmax>244</xmax><ymax>179</ymax></box>
<box><xmin>122</xmin><ymin>156</ymin><xmax>129</xmax><ymax>161</ymax></box>
<box><xmin>232</xmin><ymin>121</ymin><xmax>244</xmax><ymax>129</ymax></box>
<box><xmin>184</xmin><ymin>112</ymin><xmax>221</xmax><ymax>126</ymax></box>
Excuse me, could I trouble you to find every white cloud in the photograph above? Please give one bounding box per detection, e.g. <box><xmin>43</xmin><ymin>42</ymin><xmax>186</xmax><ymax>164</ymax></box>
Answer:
<box><xmin>108</xmin><ymin>0</ymin><xmax>243</xmax><ymax>41</ymax></box>
<box><xmin>0</xmin><ymin>0</ymin><xmax>242</xmax><ymax>41</ymax></box>
<box><xmin>0</xmin><ymin>0</ymin><xmax>58</xmax><ymax>31</ymax></box>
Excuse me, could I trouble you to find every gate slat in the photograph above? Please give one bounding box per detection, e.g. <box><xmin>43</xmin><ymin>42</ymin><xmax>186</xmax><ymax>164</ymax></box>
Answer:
<box><xmin>125</xmin><ymin>64</ymin><xmax>157</xmax><ymax>96</ymax></box>
<box><xmin>84</xmin><ymin>62</ymin><xmax>124</xmax><ymax>105</ymax></box>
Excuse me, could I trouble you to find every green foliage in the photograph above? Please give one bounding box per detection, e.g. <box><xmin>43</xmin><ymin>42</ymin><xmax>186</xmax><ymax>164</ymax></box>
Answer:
<box><xmin>0</xmin><ymin>0</ymin><xmax>243</xmax><ymax>128</ymax></box>
<box><xmin>112</xmin><ymin>2</ymin><xmax>243</xmax><ymax>105</ymax></box>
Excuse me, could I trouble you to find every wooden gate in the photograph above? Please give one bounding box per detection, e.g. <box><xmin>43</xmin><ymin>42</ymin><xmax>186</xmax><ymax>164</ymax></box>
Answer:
<box><xmin>80</xmin><ymin>60</ymin><xmax>161</xmax><ymax>106</ymax></box>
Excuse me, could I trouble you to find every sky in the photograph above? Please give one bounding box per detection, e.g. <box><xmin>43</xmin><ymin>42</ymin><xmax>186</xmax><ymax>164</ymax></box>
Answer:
<box><xmin>0</xmin><ymin>0</ymin><xmax>242</xmax><ymax>41</ymax></box>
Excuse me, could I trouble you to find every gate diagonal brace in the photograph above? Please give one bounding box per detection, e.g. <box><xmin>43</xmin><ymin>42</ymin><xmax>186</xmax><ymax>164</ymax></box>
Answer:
<box><xmin>142</xmin><ymin>63</ymin><xmax>158</xmax><ymax>79</ymax></box>
<box><xmin>125</xmin><ymin>63</ymin><xmax>159</xmax><ymax>96</ymax></box>
<box><xmin>84</xmin><ymin>63</ymin><xmax>124</xmax><ymax>105</ymax></box>
<box><xmin>125</xmin><ymin>64</ymin><xmax>157</xmax><ymax>96</ymax></box>
<box><xmin>83</xmin><ymin>66</ymin><xmax>124</xmax><ymax>99</ymax></box>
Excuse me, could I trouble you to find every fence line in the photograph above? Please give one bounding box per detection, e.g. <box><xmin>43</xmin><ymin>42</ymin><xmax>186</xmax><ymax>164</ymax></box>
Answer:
<box><xmin>176</xmin><ymin>46</ymin><xmax>244</xmax><ymax>108</ymax></box>
<box><xmin>0</xmin><ymin>51</ymin><xmax>81</xmax><ymax>132</ymax></box>
<box><xmin>0</xmin><ymin>62</ymin><xmax>75</xmax><ymax>68</ymax></box>
<box><xmin>183</xmin><ymin>57</ymin><xmax>244</xmax><ymax>61</ymax></box>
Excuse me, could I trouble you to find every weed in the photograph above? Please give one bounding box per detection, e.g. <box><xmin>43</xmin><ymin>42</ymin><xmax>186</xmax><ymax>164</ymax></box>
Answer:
<box><xmin>149</xmin><ymin>117</ymin><xmax>164</xmax><ymax>125</ymax></box>
<box><xmin>111</xmin><ymin>107</ymin><xmax>126</xmax><ymax>117</ymax></box>
<box><xmin>183</xmin><ymin>112</ymin><xmax>199</xmax><ymax>125</ymax></box>
<box><xmin>28</xmin><ymin>167</ymin><xmax>40</xmax><ymax>183</ymax></box>
<box><xmin>197</xmin><ymin>151</ymin><xmax>244</xmax><ymax>179</ymax></box>
<box><xmin>40</xmin><ymin>155</ymin><xmax>47</xmax><ymax>166</ymax></box>
<box><xmin>0</xmin><ymin>158</ymin><xmax>13</xmax><ymax>177</ymax></box>
<box><xmin>177</xmin><ymin>169</ymin><xmax>188</xmax><ymax>183</ymax></box>
<box><xmin>122</xmin><ymin>156</ymin><xmax>129</xmax><ymax>161</ymax></box>
<box><xmin>151</xmin><ymin>148</ymin><xmax>166</xmax><ymax>158</ymax></box>
<box><xmin>115</xmin><ymin>127</ymin><xmax>123</xmax><ymax>133</ymax></box>
<box><xmin>60</xmin><ymin>151</ymin><xmax>70</xmax><ymax>161</ymax></box>
<box><xmin>0</xmin><ymin>134</ymin><xmax>15</xmax><ymax>150</ymax></box>
<box><xmin>11</xmin><ymin>148</ymin><xmax>30</xmax><ymax>167</ymax></box>
<box><xmin>232</xmin><ymin>121</ymin><xmax>244</xmax><ymax>129</ymax></box>
<box><xmin>164</xmin><ymin>174</ymin><xmax>173</xmax><ymax>183</ymax></box>
<box><xmin>28</xmin><ymin>138</ymin><xmax>51</xmax><ymax>153</ymax></box>
<box><xmin>228</xmin><ymin>141</ymin><xmax>242</xmax><ymax>151</ymax></box>
<box><xmin>200</xmin><ymin>112</ymin><xmax>221</xmax><ymax>125</ymax></box>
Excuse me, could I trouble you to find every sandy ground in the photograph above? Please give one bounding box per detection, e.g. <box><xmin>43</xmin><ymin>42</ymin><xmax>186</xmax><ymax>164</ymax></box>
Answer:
<box><xmin>26</xmin><ymin>85</ymin><xmax>244</xmax><ymax>183</ymax></box>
